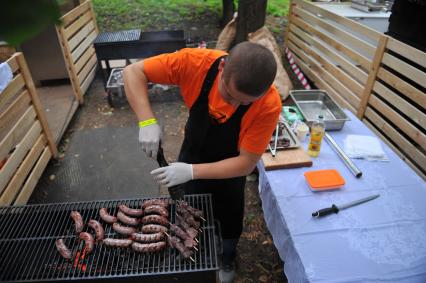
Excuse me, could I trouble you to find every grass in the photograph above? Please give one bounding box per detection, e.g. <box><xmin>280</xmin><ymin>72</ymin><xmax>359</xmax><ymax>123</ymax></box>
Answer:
<box><xmin>92</xmin><ymin>0</ymin><xmax>290</xmax><ymax>32</ymax></box>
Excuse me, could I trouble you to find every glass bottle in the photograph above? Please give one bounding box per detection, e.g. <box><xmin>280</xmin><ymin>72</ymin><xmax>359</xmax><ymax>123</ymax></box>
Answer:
<box><xmin>308</xmin><ymin>115</ymin><xmax>325</xmax><ymax>157</ymax></box>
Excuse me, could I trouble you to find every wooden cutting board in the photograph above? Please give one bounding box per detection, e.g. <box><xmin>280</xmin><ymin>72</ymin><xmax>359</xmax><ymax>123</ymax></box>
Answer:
<box><xmin>261</xmin><ymin>147</ymin><xmax>313</xmax><ymax>170</ymax></box>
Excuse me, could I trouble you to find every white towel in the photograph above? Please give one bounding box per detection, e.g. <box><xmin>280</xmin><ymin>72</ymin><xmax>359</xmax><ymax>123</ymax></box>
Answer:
<box><xmin>0</xmin><ymin>62</ymin><xmax>13</xmax><ymax>93</ymax></box>
<box><xmin>344</xmin><ymin>134</ymin><xmax>389</xmax><ymax>161</ymax></box>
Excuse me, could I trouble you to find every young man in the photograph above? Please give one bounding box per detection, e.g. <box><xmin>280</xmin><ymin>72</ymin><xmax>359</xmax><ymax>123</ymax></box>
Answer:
<box><xmin>123</xmin><ymin>42</ymin><xmax>281</xmax><ymax>283</ymax></box>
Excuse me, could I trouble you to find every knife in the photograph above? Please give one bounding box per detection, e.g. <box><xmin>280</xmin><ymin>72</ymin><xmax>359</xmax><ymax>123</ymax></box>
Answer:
<box><xmin>312</xmin><ymin>194</ymin><xmax>380</xmax><ymax>218</ymax></box>
<box><xmin>156</xmin><ymin>143</ymin><xmax>185</xmax><ymax>200</ymax></box>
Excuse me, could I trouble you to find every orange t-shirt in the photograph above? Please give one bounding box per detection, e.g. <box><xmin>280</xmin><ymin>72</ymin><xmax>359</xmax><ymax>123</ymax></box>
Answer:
<box><xmin>143</xmin><ymin>48</ymin><xmax>282</xmax><ymax>154</ymax></box>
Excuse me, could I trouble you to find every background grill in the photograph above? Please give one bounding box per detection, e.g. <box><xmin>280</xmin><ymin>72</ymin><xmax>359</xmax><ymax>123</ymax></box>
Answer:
<box><xmin>0</xmin><ymin>194</ymin><xmax>218</xmax><ymax>282</ymax></box>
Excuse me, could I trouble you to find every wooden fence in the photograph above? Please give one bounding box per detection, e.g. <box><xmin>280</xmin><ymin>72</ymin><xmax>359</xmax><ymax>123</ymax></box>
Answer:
<box><xmin>56</xmin><ymin>0</ymin><xmax>99</xmax><ymax>104</ymax></box>
<box><xmin>0</xmin><ymin>53</ymin><xmax>57</xmax><ymax>206</ymax></box>
<box><xmin>287</xmin><ymin>0</ymin><xmax>426</xmax><ymax>180</ymax></box>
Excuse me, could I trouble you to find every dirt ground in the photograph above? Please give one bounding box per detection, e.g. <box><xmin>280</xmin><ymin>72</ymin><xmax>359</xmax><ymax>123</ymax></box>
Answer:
<box><xmin>55</xmin><ymin>13</ymin><xmax>301</xmax><ymax>283</ymax></box>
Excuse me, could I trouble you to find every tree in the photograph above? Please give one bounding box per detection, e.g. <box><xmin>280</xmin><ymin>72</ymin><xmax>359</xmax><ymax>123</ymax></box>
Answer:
<box><xmin>221</xmin><ymin>0</ymin><xmax>236</xmax><ymax>28</ymax></box>
<box><xmin>221</xmin><ymin>0</ymin><xmax>268</xmax><ymax>46</ymax></box>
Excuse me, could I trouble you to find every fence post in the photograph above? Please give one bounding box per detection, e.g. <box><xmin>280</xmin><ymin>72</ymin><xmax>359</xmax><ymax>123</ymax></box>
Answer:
<box><xmin>357</xmin><ymin>35</ymin><xmax>388</xmax><ymax>119</ymax></box>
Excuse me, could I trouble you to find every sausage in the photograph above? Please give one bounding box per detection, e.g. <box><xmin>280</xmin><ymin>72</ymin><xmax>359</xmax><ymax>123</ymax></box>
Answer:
<box><xmin>112</xmin><ymin>222</ymin><xmax>136</xmax><ymax>236</ymax></box>
<box><xmin>131</xmin><ymin>241</ymin><xmax>166</xmax><ymax>253</ymax></box>
<box><xmin>144</xmin><ymin>205</ymin><xmax>169</xmax><ymax>218</ymax></box>
<box><xmin>70</xmin><ymin>211</ymin><xmax>84</xmax><ymax>233</ymax></box>
<box><xmin>131</xmin><ymin>232</ymin><xmax>164</xmax><ymax>243</ymax></box>
<box><xmin>103</xmin><ymin>238</ymin><xmax>133</xmax><ymax>248</ymax></box>
<box><xmin>141</xmin><ymin>224</ymin><xmax>168</xmax><ymax>234</ymax></box>
<box><xmin>117</xmin><ymin>211</ymin><xmax>139</xmax><ymax>226</ymax></box>
<box><xmin>88</xmin><ymin>219</ymin><xmax>105</xmax><ymax>241</ymax></box>
<box><xmin>141</xmin><ymin>199</ymin><xmax>169</xmax><ymax>209</ymax></box>
<box><xmin>141</xmin><ymin>215</ymin><xmax>169</xmax><ymax>226</ymax></box>
<box><xmin>55</xmin><ymin>239</ymin><xmax>72</xmax><ymax>259</ymax></box>
<box><xmin>118</xmin><ymin>204</ymin><xmax>144</xmax><ymax>217</ymax></box>
<box><xmin>99</xmin><ymin>208</ymin><xmax>117</xmax><ymax>224</ymax></box>
<box><xmin>79</xmin><ymin>232</ymin><xmax>95</xmax><ymax>254</ymax></box>
<box><xmin>185</xmin><ymin>227</ymin><xmax>198</xmax><ymax>239</ymax></box>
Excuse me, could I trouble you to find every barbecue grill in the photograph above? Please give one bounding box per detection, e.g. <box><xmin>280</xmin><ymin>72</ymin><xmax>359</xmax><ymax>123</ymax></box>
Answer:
<box><xmin>0</xmin><ymin>194</ymin><xmax>218</xmax><ymax>282</ymax></box>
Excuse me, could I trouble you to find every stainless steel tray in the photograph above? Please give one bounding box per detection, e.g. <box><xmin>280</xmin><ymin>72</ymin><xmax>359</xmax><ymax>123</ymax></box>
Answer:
<box><xmin>266</xmin><ymin>120</ymin><xmax>300</xmax><ymax>152</ymax></box>
<box><xmin>290</xmin><ymin>90</ymin><xmax>350</xmax><ymax>131</ymax></box>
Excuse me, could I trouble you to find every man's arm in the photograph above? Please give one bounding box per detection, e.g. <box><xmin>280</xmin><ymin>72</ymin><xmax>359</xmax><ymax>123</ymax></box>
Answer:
<box><xmin>123</xmin><ymin>61</ymin><xmax>154</xmax><ymax>121</ymax></box>
<box><xmin>124</xmin><ymin>61</ymin><xmax>162</xmax><ymax>159</ymax></box>
<box><xmin>193</xmin><ymin>149</ymin><xmax>260</xmax><ymax>179</ymax></box>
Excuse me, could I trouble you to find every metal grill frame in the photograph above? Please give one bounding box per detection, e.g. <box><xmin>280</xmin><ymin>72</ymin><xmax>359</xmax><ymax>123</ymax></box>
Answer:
<box><xmin>0</xmin><ymin>194</ymin><xmax>218</xmax><ymax>282</ymax></box>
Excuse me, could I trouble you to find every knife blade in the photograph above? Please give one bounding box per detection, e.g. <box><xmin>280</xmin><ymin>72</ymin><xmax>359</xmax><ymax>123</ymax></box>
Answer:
<box><xmin>312</xmin><ymin>194</ymin><xmax>380</xmax><ymax>218</ymax></box>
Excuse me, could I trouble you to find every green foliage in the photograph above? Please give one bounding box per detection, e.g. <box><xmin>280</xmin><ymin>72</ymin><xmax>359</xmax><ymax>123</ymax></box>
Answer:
<box><xmin>92</xmin><ymin>0</ymin><xmax>289</xmax><ymax>32</ymax></box>
<box><xmin>1</xmin><ymin>0</ymin><xmax>62</xmax><ymax>46</ymax></box>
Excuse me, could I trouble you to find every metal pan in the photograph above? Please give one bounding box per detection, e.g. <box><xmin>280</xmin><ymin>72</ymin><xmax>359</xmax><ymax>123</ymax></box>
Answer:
<box><xmin>290</xmin><ymin>90</ymin><xmax>350</xmax><ymax>131</ymax></box>
<box><xmin>266</xmin><ymin>120</ymin><xmax>300</xmax><ymax>154</ymax></box>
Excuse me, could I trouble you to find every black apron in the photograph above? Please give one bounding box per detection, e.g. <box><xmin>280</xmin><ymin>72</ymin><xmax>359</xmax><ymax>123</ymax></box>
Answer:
<box><xmin>178</xmin><ymin>56</ymin><xmax>251</xmax><ymax>239</ymax></box>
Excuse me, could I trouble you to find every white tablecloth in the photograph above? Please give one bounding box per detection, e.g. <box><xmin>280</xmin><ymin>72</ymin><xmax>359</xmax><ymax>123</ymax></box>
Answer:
<box><xmin>258</xmin><ymin>111</ymin><xmax>426</xmax><ymax>283</ymax></box>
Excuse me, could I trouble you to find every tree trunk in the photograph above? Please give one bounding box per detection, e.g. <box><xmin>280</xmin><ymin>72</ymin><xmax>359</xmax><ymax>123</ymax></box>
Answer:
<box><xmin>221</xmin><ymin>0</ymin><xmax>235</xmax><ymax>27</ymax></box>
<box><xmin>234</xmin><ymin>0</ymin><xmax>267</xmax><ymax>45</ymax></box>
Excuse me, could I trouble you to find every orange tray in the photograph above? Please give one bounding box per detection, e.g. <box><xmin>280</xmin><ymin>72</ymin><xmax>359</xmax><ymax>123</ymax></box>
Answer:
<box><xmin>304</xmin><ymin>169</ymin><xmax>345</xmax><ymax>191</ymax></box>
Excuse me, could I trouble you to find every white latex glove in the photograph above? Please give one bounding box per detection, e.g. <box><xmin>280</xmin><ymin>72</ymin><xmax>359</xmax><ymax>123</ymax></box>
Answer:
<box><xmin>138</xmin><ymin>123</ymin><xmax>162</xmax><ymax>159</ymax></box>
<box><xmin>151</xmin><ymin>162</ymin><xmax>193</xmax><ymax>187</ymax></box>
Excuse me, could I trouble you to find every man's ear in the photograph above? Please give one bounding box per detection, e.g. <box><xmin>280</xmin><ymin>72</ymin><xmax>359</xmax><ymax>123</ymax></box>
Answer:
<box><xmin>218</xmin><ymin>58</ymin><xmax>225</xmax><ymax>71</ymax></box>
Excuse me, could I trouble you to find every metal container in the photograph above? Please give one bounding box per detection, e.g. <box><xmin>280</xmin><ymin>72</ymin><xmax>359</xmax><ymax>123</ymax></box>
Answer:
<box><xmin>267</xmin><ymin>120</ymin><xmax>301</xmax><ymax>151</ymax></box>
<box><xmin>106</xmin><ymin>68</ymin><xmax>126</xmax><ymax>107</ymax></box>
<box><xmin>290</xmin><ymin>90</ymin><xmax>350</xmax><ymax>131</ymax></box>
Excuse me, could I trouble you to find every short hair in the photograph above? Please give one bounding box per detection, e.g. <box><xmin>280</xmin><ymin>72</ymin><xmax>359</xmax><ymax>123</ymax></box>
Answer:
<box><xmin>222</xmin><ymin>42</ymin><xmax>277</xmax><ymax>97</ymax></box>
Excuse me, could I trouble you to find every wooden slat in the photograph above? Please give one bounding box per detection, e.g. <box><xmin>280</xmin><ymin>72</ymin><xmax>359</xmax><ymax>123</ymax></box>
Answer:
<box><xmin>69</xmin><ymin>21</ymin><xmax>95</xmax><ymax>51</ymax></box>
<box><xmin>61</xmin><ymin>1</ymin><xmax>90</xmax><ymax>26</ymax></box>
<box><xmin>288</xmin><ymin>37</ymin><xmax>360</xmax><ymax>109</ymax></box>
<box><xmin>357</xmin><ymin>35</ymin><xmax>388</xmax><ymax>119</ymax></box>
<box><xmin>284</xmin><ymin>1</ymin><xmax>296</xmax><ymax>48</ymax></box>
<box><xmin>0</xmin><ymin>135</ymin><xmax>46</xmax><ymax>206</ymax></box>
<box><xmin>77</xmin><ymin>53</ymin><xmax>97</xmax><ymax>83</ymax></box>
<box><xmin>291</xmin><ymin>51</ymin><xmax>356</xmax><ymax>114</ymax></box>
<box><xmin>377</xmin><ymin>67</ymin><xmax>426</xmax><ymax>109</ymax></box>
<box><xmin>364</xmin><ymin>107</ymin><xmax>426</xmax><ymax>173</ymax></box>
<box><xmin>80</xmin><ymin>64</ymin><xmax>97</xmax><ymax>94</ymax></box>
<box><xmin>14</xmin><ymin>146</ymin><xmax>51</xmax><ymax>205</ymax></box>
<box><xmin>373</xmin><ymin>81</ymin><xmax>425</xmax><ymax>130</ymax></box>
<box><xmin>16</xmin><ymin>54</ymin><xmax>57</xmax><ymax>157</ymax></box>
<box><xmin>293</xmin><ymin>6</ymin><xmax>376</xmax><ymax>57</ymax></box>
<box><xmin>382</xmin><ymin>53</ymin><xmax>426</xmax><ymax>89</ymax></box>
<box><xmin>0</xmin><ymin>90</ymin><xmax>31</xmax><ymax>139</ymax></box>
<box><xmin>0</xmin><ymin>121</ymin><xmax>42</xmax><ymax>194</ymax></box>
<box><xmin>288</xmin><ymin>27</ymin><xmax>363</xmax><ymax>100</ymax></box>
<box><xmin>0</xmin><ymin>106</ymin><xmax>37</xmax><ymax>161</ymax></box>
<box><xmin>291</xmin><ymin>13</ymin><xmax>372</xmax><ymax>71</ymax></box>
<box><xmin>0</xmin><ymin>74</ymin><xmax>25</xmax><ymax>109</ymax></box>
<box><xmin>369</xmin><ymin>94</ymin><xmax>426</xmax><ymax>149</ymax></box>
<box><xmin>293</xmin><ymin>0</ymin><xmax>381</xmax><ymax>42</ymax></box>
<box><xmin>386</xmin><ymin>37</ymin><xmax>426</xmax><ymax>69</ymax></box>
<box><xmin>71</xmin><ymin>29</ymin><xmax>97</xmax><ymax>63</ymax></box>
<box><xmin>290</xmin><ymin>16</ymin><xmax>364</xmax><ymax>96</ymax></box>
<box><xmin>289</xmin><ymin>23</ymin><xmax>368</xmax><ymax>84</ymax></box>
<box><xmin>75</xmin><ymin>46</ymin><xmax>95</xmax><ymax>74</ymax></box>
<box><xmin>56</xmin><ymin>26</ymin><xmax>84</xmax><ymax>103</ymax></box>
<box><xmin>363</xmin><ymin>118</ymin><xmax>425</xmax><ymax>181</ymax></box>
<box><xmin>7</xmin><ymin>55</ymin><xmax>19</xmax><ymax>73</ymax></box>
<box><xmin>64</xmin><ymin>10</ymin><xmax>92</xmax><ymax>40</ymax></box>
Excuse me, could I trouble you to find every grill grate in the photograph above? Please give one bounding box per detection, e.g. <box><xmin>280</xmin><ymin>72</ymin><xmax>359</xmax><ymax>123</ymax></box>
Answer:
<box><xmin>0</xmin><ymin>194</ymin><xmax>218</xmax><ymax>282</ymax></box>
<box><xmin>93</xmin><ymin>29</ymin><xmax>141</xmax><ymax>44</ymax></box>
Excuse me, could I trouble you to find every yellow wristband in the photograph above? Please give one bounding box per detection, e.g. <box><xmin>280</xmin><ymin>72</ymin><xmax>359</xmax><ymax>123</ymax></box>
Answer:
<box><xmin>138</xmin><ymin>118</ymin><xmax>157</xmax><ymax>128</ymax></box>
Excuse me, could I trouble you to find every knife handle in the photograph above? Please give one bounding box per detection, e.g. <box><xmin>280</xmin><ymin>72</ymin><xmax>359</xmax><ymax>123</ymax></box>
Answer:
<box><xmin>312</xmin><ymin>204</ymin><xmax>339</xmax><ymax>217</ymax></box>
<box><xmin>156</xmin><ymin>143</ymin><xmax>169</xmax><ymax>167</ymax></box>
